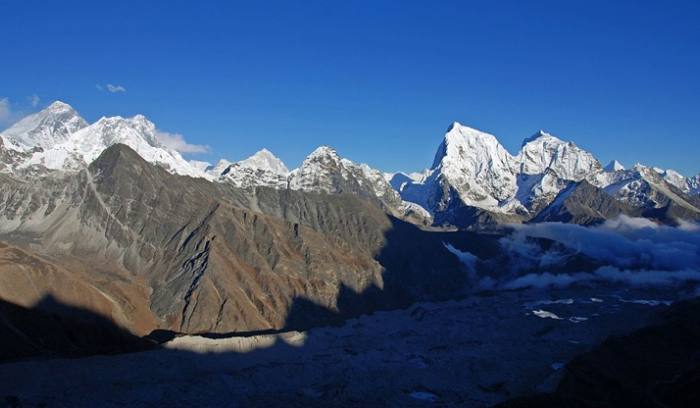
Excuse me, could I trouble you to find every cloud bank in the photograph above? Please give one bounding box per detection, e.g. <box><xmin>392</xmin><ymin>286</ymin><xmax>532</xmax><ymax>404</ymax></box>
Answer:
<box><xmin>508</xmin><ymin>215</ymin><xmax>700</xmax><ymax>271</ymax></box>
<box><xmin>470</xmin><ymin>215</ymin><xmax>700</xmax><ymax>290</ymax></box>
<box><xmin>155</xmin><ymin>130</ymin><xmax>209</xmax><ymax>154</ymax></box>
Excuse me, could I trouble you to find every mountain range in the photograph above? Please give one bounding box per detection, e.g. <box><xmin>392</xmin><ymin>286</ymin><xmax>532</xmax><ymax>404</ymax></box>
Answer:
<box><xmin>0</xmin><ymin>101</ymin><xmax>699</xmax><ymax>340</ymax></box>
<box><xmin>2</xmin><ymin>101</ymin><xmax>699</xmax><ymax>230</ymax></box>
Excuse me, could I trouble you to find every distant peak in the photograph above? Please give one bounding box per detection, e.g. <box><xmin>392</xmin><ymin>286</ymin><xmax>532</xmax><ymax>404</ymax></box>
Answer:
<box><xmin>46</xmin><ymin>100</ymin><xmax>74</xmax><ymax>111</ymax></box>
<box><xmin>251</xmin><ymin>148</ymin><xmax>275</xmax><ymax>158</ymax></box>
<box><xmin>521</xmin><ymin>130</ymin><xmax>556</xmax><ymax>146</ymax></box>
<box><xmin>95</xmin><ymin>115</ymin><xmax>123</xmax><ymax>124</ymax></box>
<box><xmin>446</xmin><ymin>121</ymin><xmax>463</xmax><ymax>132</ymax></box>
<box><xmin>443</xmin><ymin>122</ymin><xmax>497</xmax><ymax>145</ymax></box>
<box><xmin>604</xmin><ymin>160</ymin><xmax>625</xmax><ymax>172</ymax></box>
<box><xmin>94</xmin><ymin>114</ymin><xmax>153</xmax><ymax>128</ymax></box>
<box><xmin>130</xmin><ymin>114</ymin><xmax>156</xmax><ymax>131</ymax></box>
<box><xmin>236</xmin><ymin>148</ymin><xmax>289</xmax><ymax>174</ymax></box>
<box><xmin>432</xmin><ymin>123</ymin><xmax>507</xmax><ymax>169</ymax></box>
<box><xmin>632</xmin><ymin>163</ymin><xmax>648</xmax><ymax>172</ymax></box>
<box><xmin>308</xmin><ymin>145</ymin><xmax>339</xmax><ymax>159</ymax></box>
<box><xmin>445</xmin><ymin>121</ymin><xmax>487</xmax><ymax>136</ymax></box>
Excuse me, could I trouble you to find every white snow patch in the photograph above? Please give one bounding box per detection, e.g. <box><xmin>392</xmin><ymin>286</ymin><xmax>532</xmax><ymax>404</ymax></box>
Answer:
<box><xmin>532</xmin><ymin>310</ymin><xmax>563</xmax><ymax>320</ymax></box>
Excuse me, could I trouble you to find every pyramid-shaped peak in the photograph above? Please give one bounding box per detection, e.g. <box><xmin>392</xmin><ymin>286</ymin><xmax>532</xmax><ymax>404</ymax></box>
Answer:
<box><xmin>237</xmin><ymin>148</ymin><xmax>289</xmax><ymax>174</ymax></box>
<box><xmin>446</xmin><ymin>121</ymin><xmax>463</xmax><ymax>132</ymax></box>
<box><xmin>306</xmin><ymin>145</ymin><xmax>340</xmax><ymax>160</ymax></box>
<box><xmin>604</xmin><ymin>160</ymin><xmax>625</xmax><ymax>172</ymax></box>
<box><xmin>445</xmin><ymin>121</ymin><xmax>491</xmax><ymax>136</ymax></box>
<box><xmin>432</xmin><ymin>123</ymin><xmax>509</xmax><ymax>170</ymax></box>
<box><xmin>250</xmin><ymin>148</ymin><xmax>277</xmax><ymax>159</ymax></box>
<box><xmin>45</xmin><ymin>100</ymin><xmax>76</xmax><ymax>112</ymax></box>
<box><xmin>521</xmin><ymin>130</ymin><xmax>563</xmax><ymax>146</ymax></box>
<box><xmin>130</xmin><ymin>114</ymin><xmax>150</xmax><ymax>123</ymax></box>
<box><xmin>442</xmin><ymin>122</ymin><xmax>503</xmax><ymax>148</ymax></box>
<box><xmin>0</xmin><ymin>100</ymin><xmax>88</xmax><ymax>151</ymax></box>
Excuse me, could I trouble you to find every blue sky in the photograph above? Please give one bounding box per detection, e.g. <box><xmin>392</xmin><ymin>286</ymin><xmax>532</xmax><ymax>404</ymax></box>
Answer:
<box><xmin>1</xmin><ymin>0</ymin><xmax>699</xmax><ymax>175</ymax></box>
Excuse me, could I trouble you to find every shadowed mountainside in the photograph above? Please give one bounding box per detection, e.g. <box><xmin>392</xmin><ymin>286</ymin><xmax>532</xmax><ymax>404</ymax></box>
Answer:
<box><xmin>0</xmin><ymin>296</ymin><xmax>154</xmax><ymax>362</ymax></box>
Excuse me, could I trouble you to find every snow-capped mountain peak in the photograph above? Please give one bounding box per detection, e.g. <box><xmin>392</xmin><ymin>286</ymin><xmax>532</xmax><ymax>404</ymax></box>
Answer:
<box><xmin>84</xmin><ymin>115</ymin><xmax>161</xmax><ymax>149</ymax></box>
<box><xmin>219</xmin><ymin>148</ymin><xmax>289</xmax><ymax>189</ymax></box>
<box><xmin>434</xmin><ymin>121</ymin><xmax>512</xmax><ymax>168</ymax></box>
<box><xmin>521</xmin><ymin>129</ymin><xmax>552</xmax><ymax>146</ymax></box>
<box><xmin>0</xmin><ymin>101</ymin><xmax>202</xmax><ymax>178</ymax></box>
<box><xmin>287</xmin><ymin>145</ymin><xmax>425</xmax><ymax>219</ymax></box>
<box><xmin>604</xmin><ymin>160</ymin><xmax>625</xmax><ymax>172</ymax></box>
<box><xmin>62</xmin><ymin>114</ymin><xmax>199</xmax><ymax>176</ymax></box>
<box><xmin>516</xmin><ymin>130</ymin><xmax>601</xmax><ymax>181</ymax></box>
<box><xmin>0</xmin><ymin>100</ymin><xmax>88</xmax><ymax>151</ymax></box>
<box><xmin>234</xmin><ymin>148</ymin><xmax>289</xmax><ymax>174</ymax></box>
<box><xmin>288</xmin><ymin>145</ymin><xmax>344</xmax><ymax>193</ymax></box>
<box><xmin>306</xmin><ymin>145</ymin><xmax>342</xmax><ymax>163</ymax></box>
<box><xmin>651</xmin><ymin>167</ymin><xmax>691</xmax><ymax>193</ymax></box>
<box><xmin>431</xmin><ymin>122</ymin><xmax>518</xmax><ymax>208</ymax></box>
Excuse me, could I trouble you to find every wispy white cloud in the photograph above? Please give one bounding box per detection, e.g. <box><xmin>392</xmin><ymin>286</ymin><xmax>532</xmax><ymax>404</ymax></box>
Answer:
<box><xmin>0</xmin><ymin>98</ymin><xmax>10</xmax><ymax>124</ymax></box>
<box><xmin>106</xmin><ymin>84</ymin><xmax>126</xmax><ymax>93</ymax></box>
<box><xmin>0</xmin><ymin>97</ymin><xmax>40</xmax><ymax>128</ymax></box>
<box><xmin>28</xmin><ymin>94</ymin><xmax>40</xmax><ymax>107</ymax></box>
<box><xmin>96</xmin><ymin>83</ymin><xmax>127</xmax><ymax>93</ymax></box>
<box><xmin>155</xmin><ymin>130</ymin><xmax>209</xmax><ymax>154</ymax></box>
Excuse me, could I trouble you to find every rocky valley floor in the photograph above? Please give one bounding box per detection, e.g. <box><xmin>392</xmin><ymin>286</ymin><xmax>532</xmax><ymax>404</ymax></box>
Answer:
<box><xmin>0</xmin><ymin>284</ymin><xmax>683</xmax><ymax>407</ymax></box>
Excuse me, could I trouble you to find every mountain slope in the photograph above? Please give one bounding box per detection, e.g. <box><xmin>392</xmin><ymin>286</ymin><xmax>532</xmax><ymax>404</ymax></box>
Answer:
<box><xmin>533</xmin><ymin>181</ymin><xmax>638</xmax><ymax>224</ymax></box>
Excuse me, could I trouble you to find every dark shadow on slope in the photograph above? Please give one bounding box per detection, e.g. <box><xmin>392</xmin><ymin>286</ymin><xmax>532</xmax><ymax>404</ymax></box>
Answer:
<box><xmin>495</xmin><ymin>297</ymin><xmax>700</xmax><ymax>408</ymax></box>
<box><xmin>0</xmin><ymin>295</ymin><xmax>155</xmax><ymax>363</ymax></box>
<box><xmin>282</xmin><ymin>215</ymin><xmax>506</xmax><ymax>331</ymax></box>
<box><xmin>150</xmin><ymin>216</ymin><xmax>506</xmax><ymax>340</ymax></box>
